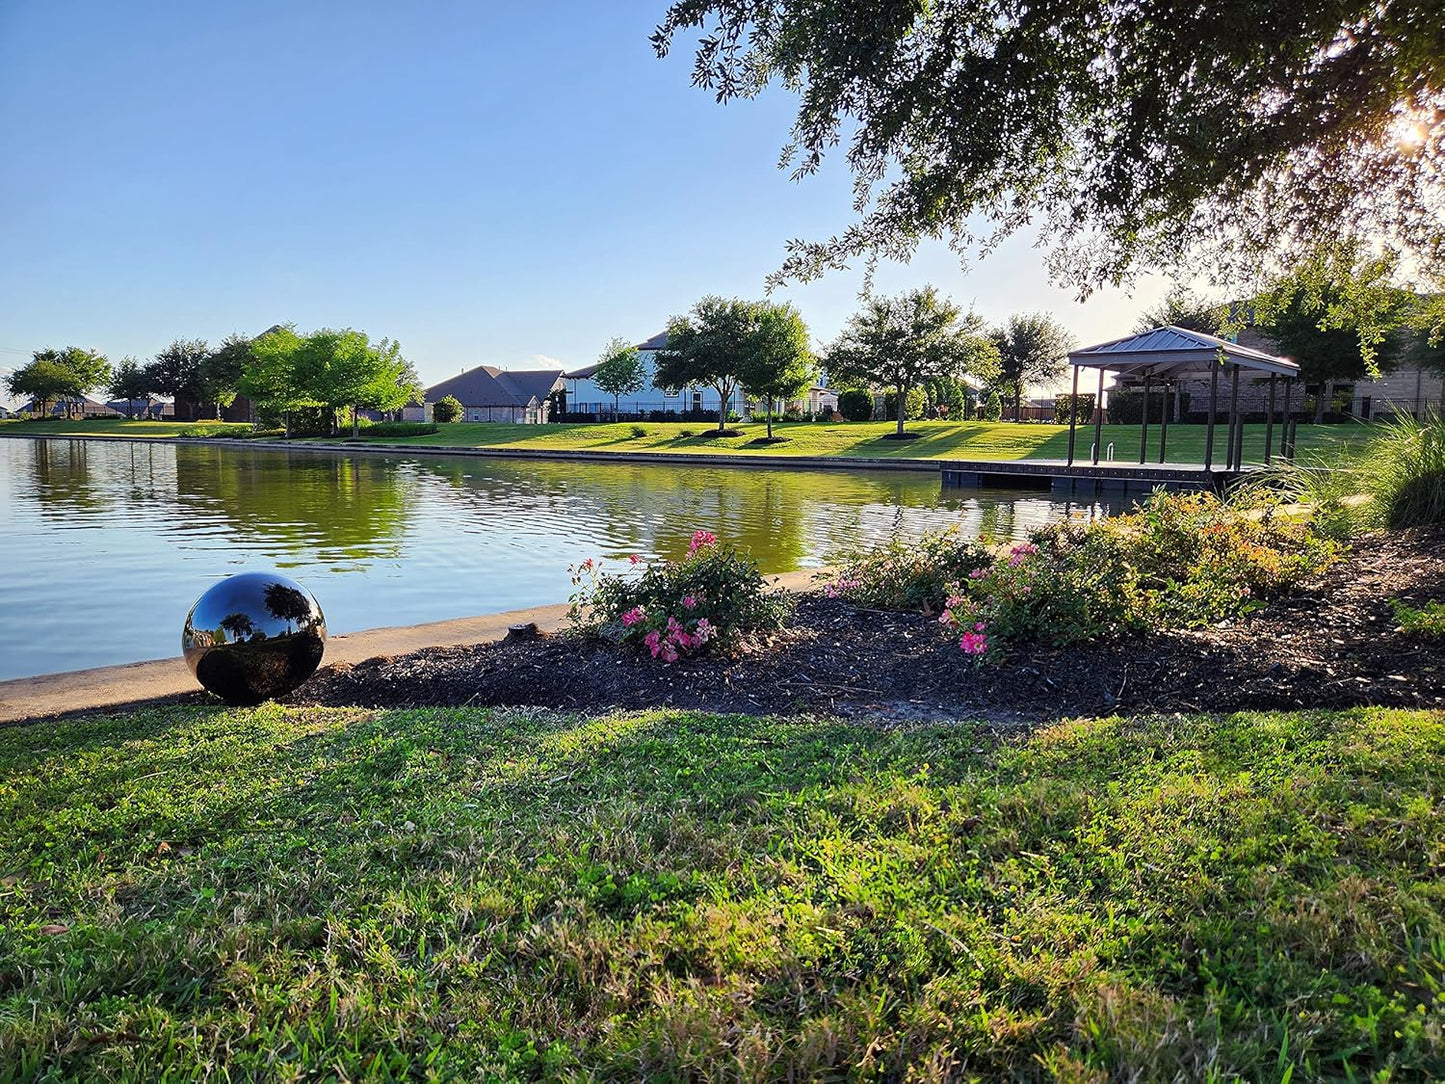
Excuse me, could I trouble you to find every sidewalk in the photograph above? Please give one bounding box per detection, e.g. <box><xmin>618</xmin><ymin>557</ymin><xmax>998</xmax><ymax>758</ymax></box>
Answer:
<box><xmin>0</xmin><ymin>570</ymin><xmax>824</xmax><ymax>724</ymax></box>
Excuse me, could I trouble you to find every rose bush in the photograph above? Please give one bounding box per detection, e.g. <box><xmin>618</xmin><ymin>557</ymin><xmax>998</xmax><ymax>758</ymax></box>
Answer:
<box><xmin>569</xmin><ymin>531</ymin><xmax>792</xmax><ymax>661</ymax></box>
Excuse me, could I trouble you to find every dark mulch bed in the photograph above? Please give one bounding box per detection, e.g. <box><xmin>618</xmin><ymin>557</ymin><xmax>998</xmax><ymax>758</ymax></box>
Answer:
<box><xmin>288</xmin><ymin>526</ymin><xmax>1445</xmax><ymax>721</ymax></box>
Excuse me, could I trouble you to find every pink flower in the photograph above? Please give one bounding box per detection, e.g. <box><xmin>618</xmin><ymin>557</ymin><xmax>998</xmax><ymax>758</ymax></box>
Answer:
<box><xmin>959</xmin><ymin>631</ymin><xmax>988</xmax><ymax>656</ymax></box>
<box><xmin>824</xmin><ymin>585</ymin><xmax>839</xmax><ymax>599</ymax></box>
<box><xmin>968</xmin><ymin>568</ymin><xmax>987</xmax><ymax>580</ymax></box>
<box><xmin>694</xmin><ymin>618</ymin><xmax>713</xmax><ymax>643</ymax></box>
<box><xmin>581</xmin><ymin>557</ymin><xmax>596</xmax><ymax>570</ymax></box>
<box><xmin>688</xmin><ymin>530</ymin><xmax>718</xmax><ymax>555</ymax></box>
<box><xmin>938</xmin><ymin>613</ymin><xmax>952</xmax><ymax>625</ymax></box>
<box><xmin>629</xmin><ymin>554</ymin><xmax>642</xmax><ymax>564</ymax></box>
<box><xmin>643</xmin><ymin>629</ymin><xmax>662</xmax><ymax>657</ymax></box>
<box><xmin>682</xmin><ymin>595</ymin><xmax>697</xmax><ymax>609</ymax></box>
<box><xmin>946</xmin><ymin>595</ymin><xmax>965</xmax><ymax>608</ymax></box>
<box><xmin>621</xmin><ymin>606</ymin><xmax>646</xmax><ymax>627</ymax></box>
<box><xmin>974</xmin><ymin>621</ymin><xmax>986</xmax><ymax>632</ymax></box>
<box><xmin>660</xmin><ymin>643</ymin><xmax>679</xmax><ymax>662</ymax></box>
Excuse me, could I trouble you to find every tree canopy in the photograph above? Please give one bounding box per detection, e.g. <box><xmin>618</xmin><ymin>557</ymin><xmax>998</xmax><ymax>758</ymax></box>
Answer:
<box><xmin>826</xmin><ymin>287</ymin><xmax>997</xmax><ymax>437</ymax></box>
<box><xmin>8</xmin><ymin>347</ymin><xmax>111</xmax><ymax>417</ymax></box>
<box><xmin>653</xmin><ymin>0</ymin><xmax>1444</xmax><ymax>294</ymax></box>
<box><xmin>655</xmin><ymin>296</ymin><xmax>755</xmax><ymax>432</ymax></box>
<box><xmin>107</xmin><ymin>358</ymin><xmax>151</xmax><ymax>416</ymax></box>
<box><xmin>145</xmin><ymin>339</ymin><xmax>210</xmax><ymax>406</ymax></box>
<box><xmin>592</xmin><ymin>337</ymin><xmax>648</xmax><ymax>416</ymax></box>
<box><xmin>736</xmin><ymin>301</ymin><xmax>815</xmax><ymax>438</ymax></box>
<box><xmin>991</xmin><ymin>314</ymin><xmax>1077</xmax><ymax>420</ymax></box>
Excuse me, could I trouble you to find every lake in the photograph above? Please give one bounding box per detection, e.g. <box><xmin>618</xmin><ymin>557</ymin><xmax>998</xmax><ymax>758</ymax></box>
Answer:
<box><xmin>0</xmin><ymin>438</ymin><xmax>1113</xmax><ymax>680</ymax></box>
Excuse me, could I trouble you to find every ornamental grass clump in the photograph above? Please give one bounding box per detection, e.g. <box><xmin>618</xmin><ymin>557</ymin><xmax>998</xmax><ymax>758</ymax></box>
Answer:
<box><xmin>569</xmin><ymin>530</ymin><xmax>791</xmax><ymax>661</ymax></box>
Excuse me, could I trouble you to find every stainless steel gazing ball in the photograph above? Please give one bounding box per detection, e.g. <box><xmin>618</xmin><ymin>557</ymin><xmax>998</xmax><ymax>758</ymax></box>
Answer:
<box><xmin>182</xmin><ymin>572</ymin><xmax>327</xmax><ymax>705</ymax></box>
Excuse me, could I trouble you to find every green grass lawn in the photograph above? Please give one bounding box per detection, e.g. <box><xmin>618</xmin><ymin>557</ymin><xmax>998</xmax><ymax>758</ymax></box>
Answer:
<box><xmin>349</xmin><ymin>418</ymin><xmax>1376</xmax><ymax>465</ymax></box>
<box><xmin>3</xmin><ymin>704</ymin><xmax>1443</xmax><ymax>1079</ymax></box>
<box><xmin>0</xmin><ymin>418</ymin><xmax>253</xmax><ymax>440</ymax></box>
<box><xmin>3</xmin><ymin>415</ymin><xmax>1376</xmax><ymax>465</ymax></box>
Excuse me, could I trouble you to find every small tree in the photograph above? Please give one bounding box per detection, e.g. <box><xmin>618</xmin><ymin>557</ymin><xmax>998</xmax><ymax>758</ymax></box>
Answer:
<box><xmin>827</xmin><ymin>288</ymin><xmax>998</xmax><ymax>437</ymax></box>
<box><xmin>991</xmin><ymin>313</ymin><xmax>1076</xmax><ymax>422</ymax></box>
<box><xmin>737</xmin><ymin>302</ymin><xmax>814</xmax><ymax>438</ymax></box>
<box><xmin>592</xmin><ymin>337</ymin><xmax>647</xmax><ymax>419</ymax></box>
<box><xmin>982</xmin><ymin>389</ymin><xmax>1003</xmax><ymax>421</ymax></box>
<box><xmin>23</xmin><ymin>347</ymin><xmax>110</xmax><ymax>418</ymax></box>
<box><xmin>836</xmin><ymin>388</ymin><xmax>874</xmax><ymax>421</ymax></box>
<box><xmin>238</xmin><ymin>325</ymin><xmax>308</xmax><ymax>437</ymax></box>
<box><xmin>433</xmin><ymin>395</ymin><xmax>463</xmax><ymax>423</ymax></box>
<box><xmin>354</xmin><ymin>340</ymin><xmax>422</xmax><ymax>433</ymax></box>
<box><xmin>108</xmin><ymin>357</ymin><xmax>150</xmax><ymax>417</ymax></box>
<box><xmin>202</xmin><ymin>334</ymin><xmax>254</xmax><ymax>420</ymax></box>
<box><xmin>7</xmin><ymin>358</ymin><xmax>81</xmax><ymax>418</ymax></box>
<box><xmin>145</xmin><ymin>339</ymin><xmax>210</xmax><ymax>415</ymax></box>
<box><xmin>654</xmin><ymin>296</ymin><xmax>754</xmax><ymax>433</ymax></box>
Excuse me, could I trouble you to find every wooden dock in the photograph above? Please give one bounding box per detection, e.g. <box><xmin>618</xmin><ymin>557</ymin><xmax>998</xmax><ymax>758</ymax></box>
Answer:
<box><xmin>939</xmin><ymin>459</ymin><xmax>1248</xmax><ymax>496</ymax></box>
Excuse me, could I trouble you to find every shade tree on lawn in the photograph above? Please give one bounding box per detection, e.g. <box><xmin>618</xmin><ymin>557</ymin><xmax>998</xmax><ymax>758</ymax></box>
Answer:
<box><xmin>826</xmin><ymin>287</ymin><xmax>999</xmax><ymax>437</ymax></box>
<box><xmin>991</xmin><ymin>313</ymin><xmax>1077</xmax><ymax>422</ymax></box>
<box><xmin>7</xmin><ymin>347</ymin><xmax>112</xmax><ymax>418</ymax></box>
<box><xmin>654</xmin><ymin>296</ymin><xmax>754</xmax><ymax>434</ymax></box>
<box><xmin>107</xmin><ymin>358</ymin><xmax>151</xmax><ymax>417</ymax></box>
<box><xmin>736</xmin><ymin>301</ymin><xmax>815</xmax><ymax>439</ymax></box>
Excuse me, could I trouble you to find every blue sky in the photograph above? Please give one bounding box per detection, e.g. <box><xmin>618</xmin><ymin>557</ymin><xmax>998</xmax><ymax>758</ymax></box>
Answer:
<box><xmin>0</xmin><ymin>0</ymin><xmax>1175</xmax><ymax>392</ymax></box>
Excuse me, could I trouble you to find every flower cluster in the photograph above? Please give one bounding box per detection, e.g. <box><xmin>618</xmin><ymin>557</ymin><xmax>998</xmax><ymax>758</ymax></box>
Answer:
<box><xmin>822</xmin><ymin>574</ymin><xmax>861</xmax><ymax>599</ymax></box>
<box><xmin>568</xmin><ymin>528</ymin><xmax>791</xmax><ymax>664</ymax></box>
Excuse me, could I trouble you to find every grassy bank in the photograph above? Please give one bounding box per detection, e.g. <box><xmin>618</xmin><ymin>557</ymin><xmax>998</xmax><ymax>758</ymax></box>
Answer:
<box><xmin>0</xmin><ymin>418</ymin><xmax>252</xmax><ymax>440</ymax></box>
<box><xmin>2</xmin><ymin>416</ymin><xmax>1375</xmax><ymax>464</ymax></box>
<box><xmin>3</xmin><ymin>704</ymin><xmax>1442</xmax><ymax>1078</ymax></box>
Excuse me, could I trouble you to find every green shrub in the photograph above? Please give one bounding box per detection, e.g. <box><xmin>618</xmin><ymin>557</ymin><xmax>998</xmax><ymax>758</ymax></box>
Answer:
<box><xmin>1391</xmin><ymin>598</ymin><xmax>1445</xmax><ymax>638</ymax></box>
<box><xmin>839</xmin><ymin>492</ymin><xmax>1336</xmax><ymax>651</ymax></box>
<box><xmin>837</xmin><ymin>389</ymin><xmax>874</xmax><ymax>422</ymax></box>
<box><xmin>241</xmin><ymin>427</ymin><xmax>286</xmax><ymax>440</ymax></box>
<box><xmin>569</xmin><ymin>532</ymin><xmax>791</xmax><ymax>660</ymax></box>
<box><xmin>433</xmin><ymin>395</ymin><xmax>463</xmax><ymax>424</ymax></box>
<box><xmin>982</xmin><ymin>389</ymin><xmax>1003</xmax><ymax>421</ymax></box>
<box><xmin>883</xmin><ymin>386</ymin><xmax>927</xmax><ymax>422</ymax></box>
<box><xmin>364</xmin><ymin>422</ymin><xmax>439</xmax><ymax>438</ymax></box>
<box><xmin>177</xmin><ymin>424</ymin><xmax>232</xmax><ymax>438</ymax></box>
<box><xmin>1053</xmin><ymin>393</ymin><xmax>1095</xmax><ymax>425</ymax></box>
<box><xmin>827</xmin><ymin>528</ymin><xmax>993</xmax><ymax>612</ymax></box>
<box><xmin>629</xmin><ymin>424</ymin><xmax>649</xmax><ymax>438</ymax></box>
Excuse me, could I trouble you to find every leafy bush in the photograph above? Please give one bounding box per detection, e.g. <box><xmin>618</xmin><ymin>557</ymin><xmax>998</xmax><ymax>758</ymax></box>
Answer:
<box><xmin>982</xmin><ymin>389</ymin><xmax>1003</xmax><ymax>421</ymax></box>
<box><xmin>826</xmin><ymin>528</ymin><xmax>993</xmax><ymax>612</ymax></box>
<box><xmin>837</xmin><ymin>389</ymin><xmax>874</xmax><ymax>421</ymax></box>
<box><xmin>629</xmin><ymin>424</ymin><xmax>648</xmax><ymax>438</ymax></box>
<box><xmin>240</xmin><ymin>427</ymin><xmax>287</xmax><ymax>440</ymax></box>
<box><xmin>364</xmin><ymin>422</ymin><xmax>439</xmax><ymax>438</ymax></box>
<box><xmin>177</xmin><ymin>424</ymin><xmax>233</xmax><ymax>438</ymax></box>
<box><xmin>834</xmin><ymin>491</ymin><xmax>1336</xmax><ymax>653</ymax></box>
<box><xmin>883</xmin><ymin>386</ymin><xmax>927</xmax><ymax>422</ymax></box>
<box><xmin>1053</xmin><ymin>393</ymin><xmax>1095</xmax><ymax>425</ymax></box>
<box><xmin>1391</xmin><ymin>598</ymin><xmax>1445</xmax><ymax>638</ymax></box>
<box><xmin>569</xmin><ymin>531</ymin><xmax>792</xmax><ymax>661</ymax></box>
<box><xmin>433</xmin><ymin>395</ymin><xmax>463</xmax><ymax>423</ymax></box>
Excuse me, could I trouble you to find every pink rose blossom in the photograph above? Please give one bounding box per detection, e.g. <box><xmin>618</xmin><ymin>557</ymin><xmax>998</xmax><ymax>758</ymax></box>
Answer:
<box><xmin>688</xmin><ymin>530</ymin><xmax>718</xmax><ymax>555</ymax></box>
<box><xmin>968</xmin><ymin>568</ymin><xmax>987</xmax><ymax>580</ymax></box>
<box><xmin>694</xmin><ymin>618</ymin><xmax>713</xmax><ymax>643</ymax></box>
<box><xmin>959</xmin><ymin>631</ymin><xmax>988</xmax><ymax>656</ymax></box>
<box><xmin>682</xmin><ymin>595</ymin><xmax>697</xmax><ymax>609</ymax></box>
<box><xmin>621</xmin><ymin>606</ymin><xmax>646</xmax><ymax>627</ymax></box>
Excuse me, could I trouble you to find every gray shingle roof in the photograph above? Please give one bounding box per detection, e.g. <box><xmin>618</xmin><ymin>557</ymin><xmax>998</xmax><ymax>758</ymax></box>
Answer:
<box><xmin>425</xmin><ymin>365</ymin><xmax>563</xmax><ymax>407</ymax></box>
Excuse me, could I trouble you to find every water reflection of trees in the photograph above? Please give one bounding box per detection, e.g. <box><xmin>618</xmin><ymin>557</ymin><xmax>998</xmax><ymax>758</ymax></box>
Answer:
<box><xmin>171</xmin><ymin>447</ymin><xmax>413</xmax><ymax>568</ymax></box>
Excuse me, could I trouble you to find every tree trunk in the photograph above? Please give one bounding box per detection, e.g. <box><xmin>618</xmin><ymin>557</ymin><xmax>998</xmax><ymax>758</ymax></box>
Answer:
<box><xmin>766</xmin><ymin>395</ymin><xmax>774</xmax><ymax>438</ymax></box>
<box><xmin>614</xmin><ymin>393</ymin><xmax>620</xmax><ymax>422</ymax></box>
<box><xmin>352</xmin><ymin>405</ymin><xmax>360</xmax><ymax>438</ymax></box>
<box><xmin>1015</xmin><ymin>383</ymin><xmax>1023</xmax><ymax>422</ymax></box>
<box><xmin>896</xmin><ymin>382</ymin><xmax>908</xmax><ymax>436</ymax></box>
<box><xmin>284</xmin><ymin>411</ymin><xmax>291</xmax><ymax>439</ymax></box>
<box><xmin>1314</xmin><ymin>382</ymin><xmax>1329</xmax><ymax>423</ymax></box>
<box><xmin>717</xmin><ymin>383</ymin><xmax>728</xmax><ymax>432</ymax></box>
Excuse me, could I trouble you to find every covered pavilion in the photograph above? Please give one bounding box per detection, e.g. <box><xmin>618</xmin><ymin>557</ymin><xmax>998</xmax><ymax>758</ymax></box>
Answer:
<box><xmin>1065</xmin><ymin>325</ymin><xmax>1301</xmax><ymax>471</ymax></box>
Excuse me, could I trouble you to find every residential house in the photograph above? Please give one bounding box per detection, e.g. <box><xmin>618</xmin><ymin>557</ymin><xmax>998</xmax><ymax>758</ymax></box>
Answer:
<box><xmin>424</xmin><ymin>364</ymin><xmax>565</xmax><ymax>424</ymax></box>
<box><xmin>17</xmin><ymin>396</ymin><xmax>119</xmax><ymax>418</ymax></box>
<box><xmin>106</xmin><ymin>398</ymin><xmax>175</xmax><ymax>420</ymax></box>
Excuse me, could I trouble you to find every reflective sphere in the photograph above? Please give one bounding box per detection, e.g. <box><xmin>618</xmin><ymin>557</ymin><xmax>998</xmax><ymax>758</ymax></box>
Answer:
<box><xmin>182</xmin><ymin>572</ymin><xmax>327</xmax><ymax>705</ymax></box>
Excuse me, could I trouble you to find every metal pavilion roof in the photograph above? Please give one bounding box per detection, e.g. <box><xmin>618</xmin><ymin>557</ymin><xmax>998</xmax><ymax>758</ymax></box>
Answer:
<box><xmin>1068</xmin><ymin>325</ymin><xmax>1299</xmax><ymax>379</ymax></box>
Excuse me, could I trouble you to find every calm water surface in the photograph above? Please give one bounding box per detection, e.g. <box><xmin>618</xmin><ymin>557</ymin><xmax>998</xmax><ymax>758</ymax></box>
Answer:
<box><xmin>0</xmin><ymin>438</ymin><xmax>1112</xmax><ymax>680</ymax></box>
